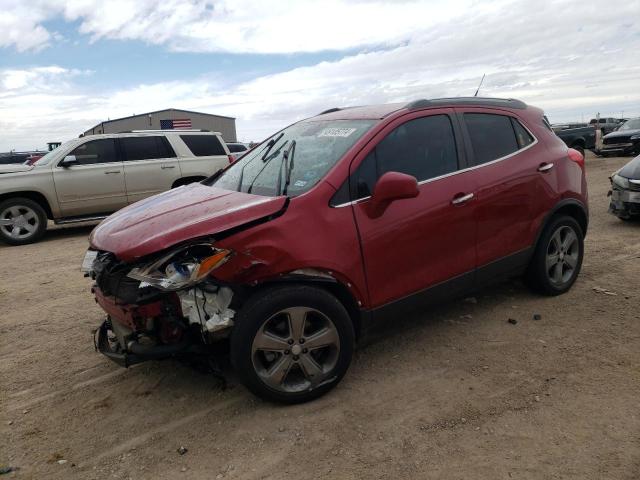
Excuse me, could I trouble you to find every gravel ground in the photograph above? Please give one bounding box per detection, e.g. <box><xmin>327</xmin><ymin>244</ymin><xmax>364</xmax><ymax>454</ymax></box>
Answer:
<box><xmin>1</xmin><ymin>152</ymin><xmax>639</xmax><ymax>479</ymax></box>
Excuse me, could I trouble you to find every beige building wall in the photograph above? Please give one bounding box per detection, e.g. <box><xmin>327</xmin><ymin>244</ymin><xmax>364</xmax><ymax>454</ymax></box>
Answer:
<box><xmin>83</xmin><ymin>109</ymin><xmax>237</xmax><ymax>142</ymax></box>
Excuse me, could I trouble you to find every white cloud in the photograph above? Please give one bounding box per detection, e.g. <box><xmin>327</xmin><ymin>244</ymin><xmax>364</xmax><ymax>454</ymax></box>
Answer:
<box><xmin>1</xmin><ymin>0</ymin><xmax>639</xmax><ymax>150</ymax></box>
<box><xmin>0</xmin><ymin>0</ymin><xmax>479</xmax><ymax>53</ymax></box>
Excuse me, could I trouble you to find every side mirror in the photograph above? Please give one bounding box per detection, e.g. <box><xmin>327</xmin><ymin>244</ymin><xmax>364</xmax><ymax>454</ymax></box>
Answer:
<box><xmin>60</xmin><ymin>155</ymin><xmax>78</xmax><ymax>167</ymax></box>
<box><xmin>366</xmin><ymin>171</ymin><xmax>419</xmax><ymax>218</ymax></box>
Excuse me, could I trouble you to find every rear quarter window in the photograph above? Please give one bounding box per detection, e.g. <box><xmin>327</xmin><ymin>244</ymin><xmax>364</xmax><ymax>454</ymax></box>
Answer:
<box><xmin>120</xmin><ymin>136</ymin><xmax>176</xmax><ymax>161</ymax></box>
<box><xmin>180</xmin><ymin>135</ymin><xmax>226</xmax><ymax>156</ymax></box>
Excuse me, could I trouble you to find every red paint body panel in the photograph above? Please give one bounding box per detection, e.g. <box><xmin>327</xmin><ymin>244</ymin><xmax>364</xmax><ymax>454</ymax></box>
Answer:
<box><xmin>90</xmin><ymin>183</ymin><xmax>287</xmax><ymax>261</ymax></box>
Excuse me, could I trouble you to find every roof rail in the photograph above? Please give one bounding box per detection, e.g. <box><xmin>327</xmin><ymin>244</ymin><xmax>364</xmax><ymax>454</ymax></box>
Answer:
<box><xmin>317</xmin><ymin>107</ymin><xmax>342</xmax><ymax>115</ymax></box>
<box><xmin>406</xmin><ymin>97</ymin><xmax>527</xmax><ymax>110</ymax></box>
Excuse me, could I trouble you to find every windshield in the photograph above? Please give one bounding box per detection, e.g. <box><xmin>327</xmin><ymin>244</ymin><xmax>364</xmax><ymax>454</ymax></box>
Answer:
<box><xmin>212</xmin><ymin>120</ymin><xmax>375</xmax><ymax>197</ymax></box>
<box><xmin>618</xmin><ymin>119</ymin><xmax>640</xmax><ymax>131</ymax></box>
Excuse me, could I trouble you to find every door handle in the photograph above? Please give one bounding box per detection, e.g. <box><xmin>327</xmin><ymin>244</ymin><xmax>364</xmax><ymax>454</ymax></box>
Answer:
<box><xmin>104</xmin><ymin>170</ymin><xmax>121</xmax><ymax>174</ymax></box>
<box><xmin>537</xmin><ymin>162</ymin><xmax>554</xmax><ymax>173</ymax></box>
<box><xmin>451</xmin><ymin>192</ymin><xmax>474</xmax><ymax>205</ymax></box>
<box><xmin>161</xmin><ymin>165</ymin><xmax>175</xmax><ymax>169</ymax></box>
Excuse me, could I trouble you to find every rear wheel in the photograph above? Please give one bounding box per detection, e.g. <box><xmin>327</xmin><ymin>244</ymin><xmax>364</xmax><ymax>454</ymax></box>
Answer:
<box><xmin>525</xmin><ymin>215</ymin><xmax>584</xmax><ymax>296</ymax></box>
<box><xmin>230</xmin><ymin>285</ymin><xmax>354</xmax><ymax>404</ymax></box>
<box><xmin>0</xmin><ymin>198</ymin><xmax>47</xmax><ymax>245</ymax></box>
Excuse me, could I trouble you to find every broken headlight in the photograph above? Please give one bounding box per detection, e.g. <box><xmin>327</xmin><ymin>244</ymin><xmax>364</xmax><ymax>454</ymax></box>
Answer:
<box><xmin>127</xmin><ymin>243</ymin><xmax>231</xmax><ymax>291</ymax></box>
<box><xmin>612</xmin><ymin>174</ymin><xmax>630</xmax><ymax>189</ymax></box>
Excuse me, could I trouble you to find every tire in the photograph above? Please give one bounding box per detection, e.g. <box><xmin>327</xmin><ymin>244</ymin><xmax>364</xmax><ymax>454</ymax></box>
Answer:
<box><xmin>0</xmin><ymin>197</ymin><xmax>47</xmax><ymax>245</ymax></box>
<box><xmin>525</xmin><ymin>215</ymin><xmax>584</xmax><ymax>296</ymax></box>
<box><xmin>230</xmin><ymin>285</ymin><xmax>355</xmax><ymax>404</ymax></box>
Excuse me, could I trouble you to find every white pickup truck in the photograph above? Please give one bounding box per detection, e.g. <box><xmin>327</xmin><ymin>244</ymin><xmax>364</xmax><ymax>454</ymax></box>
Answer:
<box><xmin>0</xmin><ymin>130</ymin><xmax>232</xmax><ymax>245</ymax></box>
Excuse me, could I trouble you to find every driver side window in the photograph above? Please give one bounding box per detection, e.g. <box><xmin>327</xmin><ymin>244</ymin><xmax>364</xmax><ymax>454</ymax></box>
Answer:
<box><xmin>68</xmin><ymin>139</ymin><xmax>118</xmax><ymax>166</ymax></box>
<box><xmin>350</xmin><ymin>114</ymin><xmax>459</xmax><ymax>200</ymax></box>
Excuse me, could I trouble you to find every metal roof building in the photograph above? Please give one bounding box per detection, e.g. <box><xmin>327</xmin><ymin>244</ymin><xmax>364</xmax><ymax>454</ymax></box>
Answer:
<box><xmin>82</xmin><ymin>108</ymin><xmax>237</xmax><ymax>142</ymax></box>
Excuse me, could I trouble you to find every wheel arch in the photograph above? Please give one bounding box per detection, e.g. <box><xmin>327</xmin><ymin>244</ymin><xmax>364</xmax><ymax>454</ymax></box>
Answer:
<box><xmin>535</xmin><ymin>199</ymin><xmax>588</xmax><ymax>247</ymax></box>
<box><xmin>171</xmin><ymin>176</ymin><xmax>207</xmax><ymax>188</ymax></box>
<box><xmin>0</xmin><ymin>191</ymin><xmax>53</xmax><ymax>219</ymax></box>
<box><xmin>250</xmin><ymin>276</ymin><xmax>364</xmax><ymax>342</ymax></box>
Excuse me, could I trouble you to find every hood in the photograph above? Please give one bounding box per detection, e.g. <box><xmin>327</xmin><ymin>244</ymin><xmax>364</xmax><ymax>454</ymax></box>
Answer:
<box><xmin>618</xmin><ymin>154</ymin><xmax>640</xmax><ymax>180</ymax></box>
<box><xmin>90</xmin><ymin>183</ymin><xmax>287</xmax><ymax>261</ymax></box>
<box><xmin>0</xmin><ymin>164</ymin><xmax>34</xmax><ymax>174</ymax></box>
<box><xmin>604</xmin><ymin>129</ymin><xmax>640</xmax><ymax>139</ymax></box>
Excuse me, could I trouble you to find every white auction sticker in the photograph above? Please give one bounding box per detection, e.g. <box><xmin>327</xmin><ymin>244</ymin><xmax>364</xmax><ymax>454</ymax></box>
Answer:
<box><xmin>318</xmin><ymin>127</ymin><xmax>357</xmax><ymax>138</ymax></box>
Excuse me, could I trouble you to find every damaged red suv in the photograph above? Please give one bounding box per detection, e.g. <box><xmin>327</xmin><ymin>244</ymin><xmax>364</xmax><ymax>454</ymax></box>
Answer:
<box><xmin>83</xmin><ymin>98</ymin><xmax>588</xmax><ymax>403</ymax></box>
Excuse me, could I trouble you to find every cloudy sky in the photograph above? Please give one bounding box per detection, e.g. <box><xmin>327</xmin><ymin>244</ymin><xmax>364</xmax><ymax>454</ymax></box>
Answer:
<box><xmin>1</xmin><ymin>0</ymin><xmax>639</xmax><ymax>151</ymax></box>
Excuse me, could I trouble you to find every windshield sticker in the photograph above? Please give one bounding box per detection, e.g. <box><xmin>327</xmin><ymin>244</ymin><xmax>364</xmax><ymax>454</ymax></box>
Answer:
<box><xmin>294</xmin><ymin>180</ymin><xmax>307</xmax><ymax>187</ymax></box>
<box><xmin>318</xmin><ymin>127</ymin><xmax>357</xmax><ymax>138</ymax></box>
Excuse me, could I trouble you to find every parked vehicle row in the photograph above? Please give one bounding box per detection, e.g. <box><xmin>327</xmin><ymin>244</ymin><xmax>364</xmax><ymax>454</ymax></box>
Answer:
<box><xmin>0</xmin><ymin>151</ymin><xmax>46</xmax><ymax>165</ymax></box>
<box><xmin>600</xmin><ymin>118</ymin><xmax>640</xmax><ymax>157</ymax></box>
<box><xmin>551</xmin><ymin>122</ymin><xmax>595</xmax><ymax>157</ymax></box>
<box><xmin>80</xmin><ymin>97</ymin><xmax>588</xmax><ymax>403</ymax></box>
<box><xmin>0</xmin><ymin>130</ymin><xmax>232</xmax><ymax>245</ymax></box>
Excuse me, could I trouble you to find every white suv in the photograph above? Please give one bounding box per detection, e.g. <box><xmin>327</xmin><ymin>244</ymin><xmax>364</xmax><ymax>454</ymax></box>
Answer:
<box><xmin>0</xmin><ymin>130</ymin><xmax>232</xmax><ymax>245</ymax></box>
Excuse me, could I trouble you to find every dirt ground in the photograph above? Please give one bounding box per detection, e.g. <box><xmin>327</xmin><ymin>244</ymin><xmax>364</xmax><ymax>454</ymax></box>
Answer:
<box><xmin>1</xmin><ymin>152</ymin><xmax>639</xmax><ymax>480</ymax></box>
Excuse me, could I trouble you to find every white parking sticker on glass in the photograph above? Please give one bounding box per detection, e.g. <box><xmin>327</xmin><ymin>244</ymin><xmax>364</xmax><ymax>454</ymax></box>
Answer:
<box><xmin>294</xmin><ymin>180</ymin><xmax>307</xmax><ymax>187</ymax></box>
<box><xmin>318</xmin><ymin>127</ymin><xmax>357</xmax><ymax>138</ymax></box>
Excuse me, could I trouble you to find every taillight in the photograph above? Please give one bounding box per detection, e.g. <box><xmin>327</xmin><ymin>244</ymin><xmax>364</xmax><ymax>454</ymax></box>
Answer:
<box><xmin>567</xmin><ymin>148</ymin><xmax>584</xmax><ymax>169</ymax></box>
<box><xmin>228</xmin><ymin>154</ymin><xmax>235</xmax><ymax>163</ymax></box>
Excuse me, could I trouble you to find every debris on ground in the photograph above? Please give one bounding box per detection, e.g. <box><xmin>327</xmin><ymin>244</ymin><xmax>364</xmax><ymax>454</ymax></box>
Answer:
<box><xmin>177</xmin><ymin>446</ymin><xmax>188</xmax><ymax>455</ymax></box>
<box><xmin>534</xmin><ymin>395</ymin><xmax>541</xmax><ymax>402</ymax></box>
<box><xmin>57</xmin><ymin>459</ymin><xmax>67</xmax><ymax>465</ymax></box>
<box><xmin>593</xmin><ymin>286</ymin><xmax>617</xmax><ymax>296</ymax></box>
<box><xmin>533</xmin><ymin>314</ymin><xmax>542</xmax><ymax>320</ymax></box>
<box><xmin>0</xmin><ymin>466</ymin><xmax>15</xmax><ymax>475</ymax></box>
<box><xmin>508</xmin><ymin>318</ymin><xmax>518</xmax><ymax>325</ymax></box>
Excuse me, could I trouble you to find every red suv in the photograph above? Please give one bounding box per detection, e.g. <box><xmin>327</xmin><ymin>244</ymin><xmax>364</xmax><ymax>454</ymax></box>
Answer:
<box><xmin>83</xmin><ymin>98</ymin><xmax>588</xmax><ymax>403</ymax></box>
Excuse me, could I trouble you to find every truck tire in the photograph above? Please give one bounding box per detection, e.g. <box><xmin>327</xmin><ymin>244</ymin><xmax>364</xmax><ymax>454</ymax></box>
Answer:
<box><xmin>230</xmin><ymin>285</ymin><xmax>355</xmax><ymax>404</ymax></box>
<box><xmin>0</xmin><ymin>197</ymin><xmax>48</xmax><ymax>245</ymax></box>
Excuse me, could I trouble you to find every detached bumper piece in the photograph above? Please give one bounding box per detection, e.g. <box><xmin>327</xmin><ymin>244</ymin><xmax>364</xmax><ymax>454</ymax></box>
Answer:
<box><xmin>95</xmin><ymin>319</ymin><xmax>192</xmax><ymax>368</ymax></box>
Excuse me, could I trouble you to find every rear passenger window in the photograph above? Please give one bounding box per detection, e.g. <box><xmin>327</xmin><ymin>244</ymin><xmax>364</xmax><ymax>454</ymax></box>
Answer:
<box><xmin>68</xmin><ymin>139</ymin><xmax>118</xmax><ymax>165</ymax></box>
<box><xmin>464</xmin><ymin>113</ymin><xmax>519</xmax><ymax>165</ymax></box>
<box><xmin>349</xmin><ymin>115</ymin><xmax>459</xmax><ymax>200</ymax></box>
<box><xmin>227</xmin><ymin>144</ymin><xmax>247</xmax><ymax>153</ymax></box>
<box><xmin>180</xmin><ymin>135</ymin><xmax>226</xmax><ymax>156</ymax></box>
<box><xmin>120</xmin><ymin>136</ymin><xmax>176</xmax><ymax>161</ymax></box>
<box><xmin>511</xmin><ymin>118</ymin><xmax>534</xmax><ymax>148</ymax></box>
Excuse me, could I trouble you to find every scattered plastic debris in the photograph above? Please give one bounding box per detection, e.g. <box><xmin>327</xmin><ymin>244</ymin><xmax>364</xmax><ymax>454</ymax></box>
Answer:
<box><xmin>593</xmin><ymin>286</ymin><xmax>617</xmax><ymax>296</ymax></box>
<box><xmin>533</xmin><ymin>314</ymin><xmax>542</xmax><ymax>321</ymax></box>
<box><xmin>177</xmin><ymin>446</ymin><xmax>188</xmax><ymax>455</ymax></box>
<box><xmin>508</xmin><ymin>318</ymin><xmax>518</xmax><ymax>325</ymax></box>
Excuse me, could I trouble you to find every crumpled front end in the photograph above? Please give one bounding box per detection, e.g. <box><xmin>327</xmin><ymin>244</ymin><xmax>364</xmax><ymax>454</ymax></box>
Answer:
<box><xmin>86</xmin><ymin>250</ymin><xmax>239</xmax><ymax>367</ymax></box>
<box><xmin>608</xmin><ymin>173</ymin><xmax>640</xmax><ymax>219</ymax></box>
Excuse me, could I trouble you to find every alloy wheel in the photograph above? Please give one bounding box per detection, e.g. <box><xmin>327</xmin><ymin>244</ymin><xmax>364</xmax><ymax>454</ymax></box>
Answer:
<box><xmin>0</xmin><ymin>205</ymin><xmax>41</xmax><ymax>240</ymax></box>
<box><xmin>251</xmin><ymin>306</ymin><xmax>340</xmax><ymax>393</ymax></box>
<box><xmin>545</xmin><ymin>225</ymin><xmax>579</xmax><ymax>286</ymax></box>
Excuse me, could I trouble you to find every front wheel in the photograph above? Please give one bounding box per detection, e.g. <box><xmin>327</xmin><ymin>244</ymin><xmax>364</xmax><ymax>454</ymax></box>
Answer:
<box><xmin>525</xmin><ymin>215</ymin><xmax>584</xmax><ymax>296</ymax></box>
<box><xmin>0</xmin><ymin>198</ymin><xmax>47</xmax><ymax>245</ymax></box>
<box><xmin>230</xmin><ymin>285</ymin><xmax>354</xmax><ymax>404</ymax></box>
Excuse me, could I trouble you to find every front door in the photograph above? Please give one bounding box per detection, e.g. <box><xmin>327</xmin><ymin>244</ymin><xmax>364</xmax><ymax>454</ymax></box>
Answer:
<box><xmin>52</xmin><ymin>138</ymin><xmax>127</xmax><ymax>217</ymax></box>
<box><xmin>349</xmin><ymin>110</ymin><xmax>478</xmax><ymax>311</ymax></box>
<box><xmin>119</xmin><ymin>136</ymin><xmax>182</xmax><ymax>204</ymax></box>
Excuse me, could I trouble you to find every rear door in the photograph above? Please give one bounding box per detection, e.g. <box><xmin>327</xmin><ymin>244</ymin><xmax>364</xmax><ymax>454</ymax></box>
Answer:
<box><xmin>120</xmin><ymin>136</ymin><xmax>181</xmax><ymax>204</ymax></box>
<box><xmin>456</xmin><ymin>108</ymin><xmax>557</xmax><ymax>279</ymax></box>
<box><xmin>52</xmin><ymin>138</ymin><xmax>127</xmax><ymax>217</ymax></box>
<box><xmin>348</xmin><ymin>109</ymin><xmax>478</xmax><ymax>310</ymax></box>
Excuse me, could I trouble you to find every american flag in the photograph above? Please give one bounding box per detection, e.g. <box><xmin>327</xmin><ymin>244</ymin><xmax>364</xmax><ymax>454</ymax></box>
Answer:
<box><xmin>160</xmin><ymin>119</ymin><xmax>192</xmax><ymax>130</ymax></box>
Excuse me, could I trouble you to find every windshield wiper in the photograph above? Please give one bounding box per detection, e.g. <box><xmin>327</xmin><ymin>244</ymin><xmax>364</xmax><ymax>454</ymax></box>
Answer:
<box><xmin>280</xmin><ymin>140</ymin><xmax>296</xmax><ymax>196</ymax></box>
<box><xmin>246</xmin><ymin>139</ymin><xmax>289</xmax><ymax>194</ymax></box>
<box><xmin>236</xmin><ymin>133</ymin><xmax>285</xmax><ymax>191</ymax></box>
